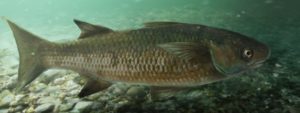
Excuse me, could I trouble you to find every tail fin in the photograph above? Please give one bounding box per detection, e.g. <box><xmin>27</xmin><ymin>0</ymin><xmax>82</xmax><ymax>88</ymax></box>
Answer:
<box><xmin>6</xmin><ymin>19</ymin><xmax>50</xmax><ymax>92</ymax></box>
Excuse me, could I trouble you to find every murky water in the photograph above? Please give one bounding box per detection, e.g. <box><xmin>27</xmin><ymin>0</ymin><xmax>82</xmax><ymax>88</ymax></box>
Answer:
<box><xmin>0</xmin><ymin>0</ymin><xmax>299</xmax><ymax>113</ymax></box>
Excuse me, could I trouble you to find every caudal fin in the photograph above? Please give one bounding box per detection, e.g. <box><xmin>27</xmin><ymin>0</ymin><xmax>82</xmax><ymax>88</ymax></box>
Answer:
<box><xmin>6</xmin><ymin>19</ymin><xmax>51</xmax><ymax>92</ymax></box>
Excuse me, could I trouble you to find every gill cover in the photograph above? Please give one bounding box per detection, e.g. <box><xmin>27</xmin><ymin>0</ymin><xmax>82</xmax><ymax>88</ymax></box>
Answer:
<box><xmin>208</xmin><ymin>41</ymin><xmax>246</xmax><ymax>75</ymax></box>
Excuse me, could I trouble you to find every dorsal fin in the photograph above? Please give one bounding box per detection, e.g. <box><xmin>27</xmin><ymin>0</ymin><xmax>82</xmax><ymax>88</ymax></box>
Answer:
<box><xmin>73</xmin><ymin>19</ymin><xmax>113</xmax><ymax>39</ymax></box>
<box><xmin>144</xmin><ymin>21</ymin><xmax>191</xmax><ymax>28</ymax></box>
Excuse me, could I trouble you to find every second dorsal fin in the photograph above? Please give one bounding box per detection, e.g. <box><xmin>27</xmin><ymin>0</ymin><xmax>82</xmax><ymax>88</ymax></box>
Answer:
<box><xmin>74</xmin><ymin>19</ymin><xmax>113</xmax><ymax>39</ymax></box>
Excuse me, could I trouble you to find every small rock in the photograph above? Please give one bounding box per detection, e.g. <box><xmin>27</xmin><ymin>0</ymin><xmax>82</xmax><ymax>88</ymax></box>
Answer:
<box><xmin>273</xmin><ymin>73</ymin><xmax>279</xmax><ymax>77</ymax></box>
<box><xmin>59</xmin><ymin>103</ymin><xmax>75</xmax><ymax>112</ymax></box>
<box><xmin>111</xmin><ymin>87</ymin><xmax>125</xmax><ymax>95</ymax></box>
<box><xmin>73</xmin><ymin>101</ymin><xmax>93</xmax><ymax>113</ymax></box>
<box><xmin>1</xmin><ymin>74</ymin><xmax>17</xmax><ymax>90</ymax></box>
<box><xmin>63</xmin><ymin>80</ymin><xmax>81</xmax><ymax>92</ymax></box>
<box><xmin>8</xmin><ymin>105</ymin><xmax>27</xmax><ymax>113</ymax></box>
<box><xmin>38</xmin><ymin>70</ymin><xmax>62</xmax><ymax>84</ymax></box>
<box><xmin>14</xmin><ymin>105</ymin><xmax>26</xmax><ymax>112</ymax></box>
<box><xmin>68</xmin><ymin>89</ymin><xmax>80</xmax><ymax>96</ymax></box>
<box><xmin>35</xmin><ymin>103</ymin><xmax>55</xmax><ymax>113</ymax></box>
<box><xmin>73</xmin><ymin>75</ymin><xmax>85</xmax><ymax>85</ymax></box>
<box><xmin>0</xmin><ymin>90</ymin><xmax>14</xmax><ymax>108</ymax></box>
<box><xmin>10</xmin><ymin>94</ymin><xmax>25</xmax><ymax>106</ymax></box>
<box><xmin>37</xmin><ymin>96</ymin><xmax>60</xmax><ymax>105</ymax></box>
<box><xmin>66</xmin><ymin>98</ymin><xmax>81</xmax><ymax>104</ymax></box>
<box><xmin>0</xmin><ymin>56</ymin><xmax>19</xmax><ymax>69</ymax></box>
<box><xmin>53</xmin><ymin>77</ymin><xmax>67</xmax><ymax>85</ymax></box>
<box><xmin>43</xmin><ymin>86</ymin><xmax>61</xmax><ymax>96</ymax></box>
<box><xmin>25</xmin><ymin>106</ymin><xmax>35</xmax><ymax>113</ymax></box>
<box><xmin>265</xmin><ymin>0</ymin><xmax>273</xmax><ymax>4</ymax></box>
<box><xmin>154</xmin><ymin>100</ymin><xmax>176</xmax><ymax>111</ymax></box>
<box><xmin>275</xmin><ymin>63</ymin><xmax>282</xmax><ymax>68</ymax></box>
<box><xmin>29</xmin><ymin>83</ymin><xmax>47</xmax><ymax>93</ymax></box>
<box><xmin>0</xmin><ymin>109</ymin><xmax>8</xmax><ymax>113</ymax></box>
<box><xmin>126</xmin><ymin>86</ymin><xmax>147</xmax><ymax>101</ymax></box>
<box><xmin>109</xmin><ymin>84</ymin><xmax>129</xmax><ymax>96</ymax></box>
<box><xmin>86</xmin><ymin>92</ymin><xmax>103</xmax><ymax>100</ymax></box>
<box><xmin>0</xmin><ymin>67</ymin><xmax>17</xmax><ymax>77</ymax></box>
<box><xmin>90</xmin><ymin>102</ymin><xmax>105</xmax><ymax>110</ymax></box>
<box><xmin>97</xmin><ymin>94</ymin><xmax>110</xmax><ymax>102</ymax></box>
<box><xmin>113</xmin><ymin>99</ymin><xmax>131</xmax><ymax>110</ymax></box>
<box><xmin>257</xmin><ymin>88</ymin><xmax>261</xmax><ymax>91</ymax></box>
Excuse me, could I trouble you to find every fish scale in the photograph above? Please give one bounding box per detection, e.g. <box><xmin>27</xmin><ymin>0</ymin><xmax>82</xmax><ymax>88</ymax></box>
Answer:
<box><xmin>40</xmin><ymin>29</ymin><xmax>222</xmax><ymax>86</ymax></box>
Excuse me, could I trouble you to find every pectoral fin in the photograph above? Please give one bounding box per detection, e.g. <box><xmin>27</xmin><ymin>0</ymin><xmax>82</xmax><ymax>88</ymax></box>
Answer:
<box><xmin>158</xmin><ymin>42</ymin><xmax>210</xmax><ymax>64</ymax></box>
<box><xmin>78</xmin><ymin>78</ymin><xmax>112</xmax><ymax>98</ymax></box>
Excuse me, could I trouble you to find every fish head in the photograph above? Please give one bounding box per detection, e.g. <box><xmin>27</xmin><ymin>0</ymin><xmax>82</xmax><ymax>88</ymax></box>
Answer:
<box><xmin>208</xmin><ymin>33</ymin><xmax>270</xmax><ymax>76</ymax></box>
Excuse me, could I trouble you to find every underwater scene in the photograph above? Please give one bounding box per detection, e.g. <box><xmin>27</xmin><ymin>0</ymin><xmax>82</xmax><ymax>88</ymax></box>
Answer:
<box><xmin>0</xmin><ymin>0</ymin><xmax>299</xmax><ymax>113</ymax></box>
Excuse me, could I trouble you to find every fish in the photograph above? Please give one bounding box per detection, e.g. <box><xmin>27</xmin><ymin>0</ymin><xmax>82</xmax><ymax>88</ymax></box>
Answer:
<box><xmin>5</xmin><ymin>19</ymin><xmax>270</xmax><ymax>97</ymax></box>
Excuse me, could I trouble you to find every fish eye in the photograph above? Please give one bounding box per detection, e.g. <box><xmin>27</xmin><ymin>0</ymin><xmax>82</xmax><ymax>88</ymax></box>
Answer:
<box><xmin>242</xmin><ymin>48</ymin><xmax>253</xmax><ymax>59</ymax></box>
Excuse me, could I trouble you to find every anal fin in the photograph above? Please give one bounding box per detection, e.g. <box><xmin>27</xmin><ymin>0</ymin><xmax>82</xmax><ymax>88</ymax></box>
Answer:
<box><xmin>78</xmin><ymin>78</ymin><xmax>112</xmax><ymax>98</ymax></box>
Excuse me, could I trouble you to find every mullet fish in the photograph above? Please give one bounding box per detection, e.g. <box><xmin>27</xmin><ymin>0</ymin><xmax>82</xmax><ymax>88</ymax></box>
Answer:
<box><xmin>6</xmin><ymin>19</ymin><xmax>270</xmax><ymax>97</ymax></box>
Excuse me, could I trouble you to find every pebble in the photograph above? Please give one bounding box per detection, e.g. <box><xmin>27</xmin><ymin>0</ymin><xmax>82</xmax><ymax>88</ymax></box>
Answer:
<box><xmin>109</xmin><ymin>84</ymin><xmax>129</xmax><ymax>96</ymax></box>
<box><xmin>53</xmin><ymin>77</ymin><xmax>67</xmax><ymax>86</ymax></box>
<box><xmin>63</xmin><ymin>80</ymin><xmax>81</xmax><ymax>92</ymax></box>
<box><xmin>111</xmin><ymin>87</ymin><xmax>125</xmax><ymax>96</ymax></box>
<box><xmin>154</xmin><ymin>100</ymin><xmax>176</xmax><ymax>111</ymax></box>
<box><xmin>8</xmin><ymin>105</ymin><xmax>26</xmax><ymax>112</ymax></box>
<box><xmin>0</xmin><ymin>67</ymin><xmax>17</xmax><ymax>77</ymax></box>
<box><xmin>275</xmin><ymin>63</ymin><xmax>282</xmax><ymax>68</ymax></box>
<box><xmin>86</xmin><ymin>92</ymin><xmax>103</xmax><ymax>100</ymax></box>
<box><xmin>59</xmin><ymin>103</ymin><xmax>75</xmax><ymax>112</ymax></box>
<box><xmin>10</xmin><ymin>94</ymin><xmax>25</xmax><ymax>106</ymax></box>
<box><xmin>43</xmin><ymin>86</ymin><xmax>61</xmax><ymax>96</ymax></box>
<box><xmin>126</xmin><ymin>86</ymin><xmax>147</xmax><ymax>101</ymax></box>
<box><xmin>0</xmin><ymin>109</ymin><xmax>8</xmax><ymax>113</ymax></box>
<box><xmin>265</xmin><ymin>0</ymin><xmax>273</xmax><ymax>4</ymax></box>
<box><xmin>0</xmin><ymin>56</ymin><xmax>19</xmax><ymax>69</ymax></box>
<box><xmin>97</xmin><ymin>94</ymin><xmax>110</xmax><ymax>102</ymax></box>
<box><xmin>37</xmin><ymin>96</ymin><xmax>60</xmax><ymax>105</ymax></box>
<box><xmin>90</xmin><ymin>102</ymin><xmax>105</xmax><ymax>110</ymax></box>
<box><xmin>273</xmin><ymin>73</ymin><xmax>279</xmax><ymax>77</ymax></box>
<box><xmin>109</xmin><ymin>99</ymin><xmax>132</xmax><ymax>111</ymax></box>
<box><xmin>38</xmin><ymin>70</ymin><xmax>67</xmax><ymax>84</ymax></box>
<box><xmin>72</xmin><ymin>101</ymin><xmax>93</xmax><ymax>113</ymax></box>
<box><xmin>28</xmin><ymin>83</ymin><xmax>47</xmax><ymax>93</ymax></box>
<box><xmin>1</xmin><ymin>74</ymin><xmax>17</xmax><ymax>90</ymax></box>
<box><xmin>73</xmin><ymin>75</ymin><xmax>85</xmax><ymax>85</ymax></box>
<box><xmin>26</xmin><ymin>106</ymin><xmax>35</xmax><ymax>113</ymax></box>
<box><xmin>35</xmin><ymin>103</ymin><xmax>55</xmax><ymax>113</ymax></box>
<box><xmin>0</xmin><ymin>90</ymin><xmax>14</xmax><ymax>108</ymax></box>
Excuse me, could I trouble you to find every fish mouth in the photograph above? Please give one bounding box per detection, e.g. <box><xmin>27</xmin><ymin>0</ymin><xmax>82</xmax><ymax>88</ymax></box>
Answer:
<box><xmin>248</xmin><ymin>59</ymin><xmax>266</xmax><ymax>69</ymax></box>
<box><xmin>249</xmin><ymin>46</ymin><xmax>271</xmax><ymax>69</ymax></box>
<box><xmin>247</xmin><ymin>48</ymin><xmax>270</xmax><ymax>69</ymax></box>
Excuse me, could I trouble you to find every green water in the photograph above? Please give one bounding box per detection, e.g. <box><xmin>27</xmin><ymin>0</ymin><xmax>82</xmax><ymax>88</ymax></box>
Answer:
<box><xmin>0</xmin><ymin>0</ymin><xmax>299</xmax><ymax>113</ymax></box>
